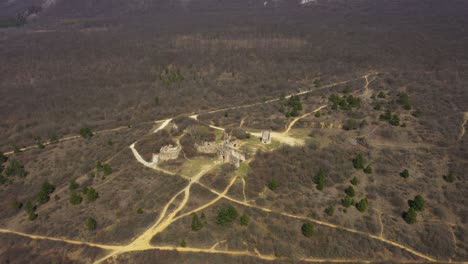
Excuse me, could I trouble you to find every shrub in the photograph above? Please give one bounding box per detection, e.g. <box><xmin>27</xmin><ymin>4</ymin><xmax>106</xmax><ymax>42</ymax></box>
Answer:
<box><xmin>363</xmin><ymin>165</ymin><xmax>372</xmax><ymax>174</ymax></box>
<box><xmin>350</xmin><ymin>177</ymin><xmax>359</xmax><ymax>185</ymax></box>
<box><xmin>79</xmin><ymin>127</ymin><xmax>93</xmax><ymax>139</ymax></box>
<box><xmin>389</xmin><ymin>114</ymin><xmax>400</xmax><ymax>126</ymax></box>
<box><xmin>341</xmin><ymin>196</ymin><xmax>354</xmax><ymax>208</ymax></box>
<box><xmin>377</xmin><ymin>91</ymin><xmax>386</xmax><ymax>98</ymax></box>
<box><xmin>70</xmin><ymin>193</ymin><xmax>83</xmax><ymax>205</ymax></box>
<box><xmin>267</xmin><ymin>179</ymin><xmax>279</xmax><ymax>191</ymax></box>
<box><xmin>137</xmin><ymin>208</ymin><xmax>143</xmax><ymax>214</ymax></box>
<box><xmin>217</xmin><ymin>205</ymin><xmax>239</xmax><ymax>226</ymax></box>
<box><xmin>400</xmin><ymin>169</ymin><xmax>409</xmax><ymax>178</ymax></box>
<box><xmin>352</xmin><ymin>154</ymin><xmax>365</xmax><ymax>169</ymax></box>
<box><xmin>0</xmin><ymin>153</ymin><xmax>8</xmax><ymax>163</ymax></box>
<box><xmin>180</xmin><ymin>240</ymin><xmax>187</xmax><ymax>247</ymax></box>
<box><xmin>85</xmin><ymin>187</ymin><xmax>99</xmax><ymax>202</ymax></box>
<box><xmin>24</xmin><ymin>201</ymin><xmax>37</xmax><ymax>221</ymax></box>
<box><xmin>86</xmin><ymin>217</ymin><xmax>97</xmax><ymax>230</ymax></box>
<box><xmin>191</xmin><ymin>214</ymin><xmax>203</xmax><ymax>231</ymax></box>
<box><xmin>329</xmin><ymin>94</ymin><xmax>361</xmax><ymax>110</ymax></box>
<box><xmin>314</xmin><ymin>168</ymin><xmax>326</xmax><ymax>191</ymax></box>
<box><xmin>443</xmin><ymin>173</ymin><xmax>455</xmax><ymax>183</ymax></box>
<box><xmin>356</xmin><ymin>198</ymin><xmax>368</xmax><ymax>212</ymax></box>
<box><xmin>96</xmin><ymin>161</ymin><xmax>113</xmax><ymax>176</ymax></box>
<box><xmin>4</xmin><ymin>160</ymin><xmax>27</xmax><ymax>177</ymax></box>
<box><xmin>345</xmin><ymin>186</ymin><xmax>356</xmax><ymax>197</ymax></box>
<box><xmin>403</xmin><ymin>207</ymin><xmax>417</xmax><ymax>224</ymax></box>
<box><xmin>325</xmin><ymin>206</ymin><xmax>335</xmax><ymax>216</ymax></box>
<box><xmin>69</xmin><ymin>180</ymin><xmax>79</xmax><ymax>191</ymax></box>
<box><xmin>36</xmin><ymin>181</ymin><xmax>55</xmax><ymax>205</ymax></box>
<box><xmin>409</xmin><ymin>195</ymin><xmax>425</xmax><ymax>211</ymax></box>
<box><xmin>343</xmin><ymin>119</ymin><xmax>359</xmax><ymax>131</ymax></box>
<box><xmin>301</xmin><ymin>222</ymin><xmax>315</xmax><ymax>237</ymax></box>
<box><xmin>397</xmin><ymin>92</ymin><xmax>412</xmax><ymax>110</ymax></box>
<box><xmin>240</xmin><ymin>213</ymin><xmax>249</xmax><ymax>226</ymax></box>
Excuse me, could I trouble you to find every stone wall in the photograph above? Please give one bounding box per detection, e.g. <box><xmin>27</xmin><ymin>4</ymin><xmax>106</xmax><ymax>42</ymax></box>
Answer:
<box><xmin>159</xmin><ymin>144</ymin><xmax>181</xmax><ymax>161</ymax></box>
<box><xmin>195</xmin><ymin>141</ymin><xmax>218</xmax><ymax>154</ymax></box>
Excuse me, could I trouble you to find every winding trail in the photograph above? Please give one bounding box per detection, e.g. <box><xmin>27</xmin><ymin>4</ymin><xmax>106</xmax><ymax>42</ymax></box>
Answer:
<box><xmin>2</xmin><ymin>72</ymin><xmax>447</xmax><ymax>264</ymax></box>
<box><xmin>201</xmin><ymin>186</ymin><xmax>438</xmax><ymax>262</ymax></box>
<box><xmin>284</xmin><ymin>104</ymin><xmax>327</xmax><ymax>134</ymax></box>
<box><xmin>0</xmin><ymin>228</ymin><xmax>119</xmax><ymax>250</ymax></box>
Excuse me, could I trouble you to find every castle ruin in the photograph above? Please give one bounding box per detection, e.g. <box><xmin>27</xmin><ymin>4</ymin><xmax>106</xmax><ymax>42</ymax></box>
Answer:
<box><xmin>159</xmin><ymin>144</ymin><xmax>181</xmax><ymax>161</ymax></box>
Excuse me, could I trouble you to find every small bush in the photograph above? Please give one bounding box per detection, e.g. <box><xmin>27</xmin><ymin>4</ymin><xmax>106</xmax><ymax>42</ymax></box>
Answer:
<box><xmin>70</xmin><ymin>193</ymin><xmax>83</xmax><ymax>205</ymax></box>
<box><xmin>267</xmin><ymin>179</ymin><xmax>279</xmax><ymax>191</ymax></box>
<box><xmin>409</xmin><ymin>195</ymin><xmax>425</xmax><ymax>211</ymax></box>
<box><xmin>85</xmin><ymin>187</ymin><xmax>99</xmax><ymax>202</ymax></box>
<box><xmin>342</xmin><ymin>196</ymin><xmax>354</xmax><ymax>208</ymax></box>
<box><xmin>86</xmin><ymin>217</ymin><xmax>97</xmax><ymax>230</ymax></box>
<box><xmin>240</xmin><ymin>213</ymin><xmax>249</xmax><ymax>226</ymax></box>
<box><xmin>325</xmin><ymin>206</ymin><xmax>335</xmax><ymax>216</ymax></box>
<box><xmin>191</xmin><ymin>214</ymin><xmax>203</xmax><ymax>231</ymax></box>
<box><xmin>350</xmin><ymin>177</ymin><xmax>359</xmax><ymax>185</ymax></box>
<box><xmin>345</xmin><ymin>186</ymin><xmax>356</xmax><ymax>197</ymax></box>
<box><xmin>69</xmin><ymin>180</ymin><xmax>79</xmax><ymax>191</ymax></box>
<box><xmin>363</xmin><ymin>165</ymin><xmax>372</xmax><ymax>174</ymax></box>
<box><xmin>314</xmin><ymin>168</ymin><xmax>326</xmax><ymax>191</ymax></box>
<box><xmin>400</xmin><ymin>169</ymin><xmax>409</xmax><ymax>178</ymax></box>
<box><xmin>301</xmin><ymin>222</ymin><xmax>315</xmax><ymax>237</ymax></box>
<box><xmin>79</xmin><ymin>127</ymin><xmax>93</xmax><ymax>139</ymax></box>
<box><xmin>443</xmin><ymin>173</ymin><xmax>455</xmax><ymax>183</ymax></box>
<box><xmin>352</xmin><ymin>154</ymin><xmax>365</xmax><ymax>169</ymax></box>
<box><xmin>403</xmin><ymin>207</ymin><xmax>417</xmax><ymax>224</ymax></box>
<box><xmin>356</xmin><ymin>198</ymin><xmax>368</xmax><ymax>212</ymax></box>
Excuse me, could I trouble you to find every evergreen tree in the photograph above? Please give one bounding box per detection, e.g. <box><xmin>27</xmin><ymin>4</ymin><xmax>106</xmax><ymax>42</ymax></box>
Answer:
<box><xmin>240</xmin><ymin>213</ymin><xmax>249</xmax><ymax>226</ymax></box>
<box><xmin>217</xmin><ymin>205</ymin><xmax>239</xmax><ymax>226</ymax></box>
<box><xmin>352</xmin><ymin>154</ymin><xmax>365</xmax><ymax>169</ymax></box>
<box><xmin>356</xmin><ymin>198</ymin><xmax>368</xmax><ymax>212</ymax></box>
<box><xmin>314</xmin><ymin>168</ymin><xmax>326</xmax><ymax>191</ymax></box>
<box><xmin>301</xmin><ymin>222</ymin><xmax>315</xmax><ymax>237</ymax></box>
<box><xmin>191</xmin><ymin>214</ymin><xmax>203</xmax><ymax>231</ymax></box>
<box><xmin>403</xmin><ymin>207</ymin><xmax>417</xmax><ymax>224</ymax></box>
<box><xmin>86</xmin><ymin>217</ymin><xmax>97</xmax><ymax>230</ymax></box>
<box><xmin>410</xmin><ymin>195</ymin><xmax>425</xmax><ymax>211</ymax></box>
<box><xmin>341</xmin><ymin>196</ymin><xmax>354</xmax><ymax>208</ymax></box>
<box><xmin>345</xmin><ymin>186</ymin><xmax>356</xmax><ymax>197</ymax></box>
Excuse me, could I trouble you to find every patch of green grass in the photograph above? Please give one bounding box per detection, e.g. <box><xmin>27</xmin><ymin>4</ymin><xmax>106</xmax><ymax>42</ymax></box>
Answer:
<box><xmin>237</xmin><ymin>163</ymin><xmax>251</xmax><ymax>177</ymax></box>
<box><xmin>180</xmin><ymin>158</ymin><xmax>214</xmax><ymax>177</ymax></box>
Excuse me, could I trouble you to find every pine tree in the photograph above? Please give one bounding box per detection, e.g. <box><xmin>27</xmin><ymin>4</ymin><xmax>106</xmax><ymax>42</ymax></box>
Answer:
<box><xmin>191</xmin><ymin>214</ymin><xmax>203</xmax><ymax>231</ymax></box>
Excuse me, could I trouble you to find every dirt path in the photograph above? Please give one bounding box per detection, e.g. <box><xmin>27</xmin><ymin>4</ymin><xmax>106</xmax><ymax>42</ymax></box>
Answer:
<box><xmin>201</xmin><ymin>187</ymin><xmax>438</xmax><ymax>262</ymax></box>
<box><xmin>3</xmin><ymin>126</ymin><xmax>130</xmax><ymax>156</ymax></box>
<box><xmin>6</xmin><ymin>72</ymin><xmax>444</xmax><ymax>264</ymax></box>
<box><xmin>153</xmin><ymin>119</ymin><xmax>172</xmax><ymax>134</ymax></box>
<box><xmin>284</xmin><ymin>105</ymin><xmax>327</xmax><ymax>134</ymax></box>
<box><xmin>0</xmin><ymin>228</ymin><xmax>119</xmax><ymax>250</ymax></box>
<box><xmin>210</xmin><ymin>240</ymin><xmax>227</xmax><ymax>250</ymax></box>
<box><xmin>2</xmin><ymin>73</ymin><xmax>379</xmax><ymax>156</ymax></box>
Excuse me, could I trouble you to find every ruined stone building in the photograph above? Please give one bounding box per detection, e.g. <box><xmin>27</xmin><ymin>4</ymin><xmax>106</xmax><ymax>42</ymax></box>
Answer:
<box><xmin>195</xmin><ymin>141</ymin><xmax>218</xmax><ymax>154</ymax></box>
<box><xmin>218</xmin><ymin>145</ymin><xmax>246</xmax><ymax>168</ymax></box>
<box><xmin>159</xmin><ymin>144</ymin><xmax>181</xmax><ymax>161</ymax></box>
<box><xmin>261</xmin><ymin>130</ymin><xmax>272</xmax><ymax>144</ymax></box>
